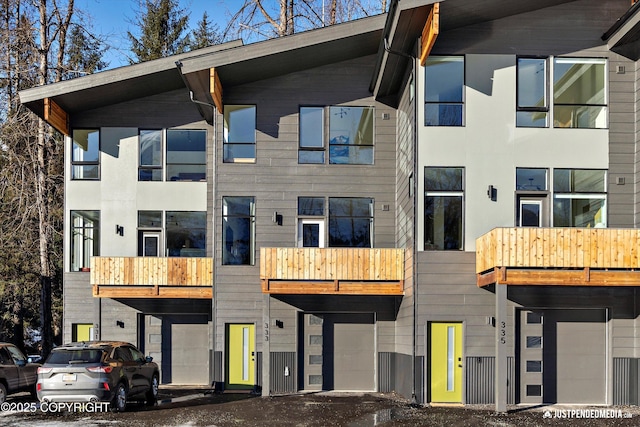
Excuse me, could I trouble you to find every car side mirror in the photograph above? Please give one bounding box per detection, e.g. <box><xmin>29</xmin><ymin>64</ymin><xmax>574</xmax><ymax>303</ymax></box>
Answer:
<box><xmin>145</xmin><ymin>356</ymin><xmax>153</xmax><ymax>363</ymax></box>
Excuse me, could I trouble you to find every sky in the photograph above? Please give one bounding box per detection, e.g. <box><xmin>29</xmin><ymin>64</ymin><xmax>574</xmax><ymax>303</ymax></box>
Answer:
<box><xmin>76</xmin><ymin>0</ymin><xmax>246</xmax><ymax>70</ymax></box>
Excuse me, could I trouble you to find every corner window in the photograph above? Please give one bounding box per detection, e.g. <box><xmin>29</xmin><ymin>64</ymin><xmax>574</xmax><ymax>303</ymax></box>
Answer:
<box><xmin>328</xmin><ymin>198</ymin><xmax>373</xmax><ymax>247</ymax></box>
<box><xmin>298</xmin><ymin>106</ymin><xmax>374</xmax><ymax>165</ymax></box>
<box><xmin>424</xmin><ymin>56</ymin><xmax>464</xmax><ymax>126</ymax></box>
<box><xmin>516</xmin><ymin>58</ymin><xmax>548</xmax><ymax>127</ymax></box>
<box><xmin>424</xmin><ymin>167</ymin><xmax>463</xmax><ymax>250</ymax></box>
<box><xmin>71</xmin><ymin>129</ymin><xmax>100</xmax><ymax>180</ymax></box>
<box><xmin>553</xmin><ymin>169</ymin><xmax>606</xmax><ymax>227</ymax></box>
<box><xmin>139</xmin><ymin>129</ymin><xmax>206</xmax><ymax>181</ymax></box>
<box><xmin>166</xmin><ymin>211</ymin><xmax>206</xmax><ymax>257</ymax></box>
<box><xmin>553</xmin><ymin>58</ymin><xmax>607</xmax><ymax>129</ymax></box>
<box><xmin>222</xmin><ymin>197</ymin><xmax>255</xmax><ymax>265</ymax></box>
<box><xmin>71</xmin><ymin>210</ymin><xmax>100</xmax><ymax>271</ymax></box>
<box><xmin>223</xmin><ymin>105</ymin><xmax>256</xmax><ymax>163</ymax></box>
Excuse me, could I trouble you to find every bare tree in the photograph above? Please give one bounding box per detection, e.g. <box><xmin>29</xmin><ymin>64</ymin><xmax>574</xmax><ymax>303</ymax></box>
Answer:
<box><xmin>223</xmin><ymin>0</ymin><xmax>388</xmax><ymax>43</ymax></box>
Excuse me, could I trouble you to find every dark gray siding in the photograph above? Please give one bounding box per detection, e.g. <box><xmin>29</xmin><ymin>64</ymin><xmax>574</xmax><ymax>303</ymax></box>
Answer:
<box><xmin>393</xmin><ymin>63</ymin><xmax>416</xmax><ymax>400</ymax></box>
<box><xmin>213</xmin><ymin>54</ymin><xmax>398</xmax><ymax>356</ymax></box>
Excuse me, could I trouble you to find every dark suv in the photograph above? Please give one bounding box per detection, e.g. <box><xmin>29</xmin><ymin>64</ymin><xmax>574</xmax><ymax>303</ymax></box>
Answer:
<box><xmin>37</xmin><ymin>341</ymin><xmax>159</xmax><ymax>412</ymax></box>
<box><xmin>0</xmin><ymin>343</ymin><xmax>40</xmax><ymax>403</ymax></box>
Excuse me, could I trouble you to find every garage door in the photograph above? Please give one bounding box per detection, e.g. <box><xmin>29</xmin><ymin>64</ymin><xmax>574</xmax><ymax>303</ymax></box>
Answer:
<box><xmin>518</xmin><ymin>308</ymin><xmax>606</xmax><ymax>404</ymax></box>
<box><xmin>162</xmin><ymin>315</ymin><xmax>210</xmax><ymax>385</ymax></box>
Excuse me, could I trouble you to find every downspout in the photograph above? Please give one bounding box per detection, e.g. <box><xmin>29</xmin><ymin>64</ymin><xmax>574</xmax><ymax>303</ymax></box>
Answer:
<box><xmin>175</xmin><ymin>60</ymin><xmax>218</xmax><ymax>386</ymax></box>
<box><xmin>383</xmin><ymin>37</ymin><xmax>420</xmax><ymax>404</ymax></box>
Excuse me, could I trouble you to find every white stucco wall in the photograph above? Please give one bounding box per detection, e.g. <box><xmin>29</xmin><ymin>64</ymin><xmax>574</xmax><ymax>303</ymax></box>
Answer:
<box><xmin>417</xmin><ymin>54</ymin><xmax>609</xmax><ymax>252</ymax></box>
<box><xmin>64</xmin><ymin>127</ymin><xmax>207</xmax><ymax>270</ymax></box>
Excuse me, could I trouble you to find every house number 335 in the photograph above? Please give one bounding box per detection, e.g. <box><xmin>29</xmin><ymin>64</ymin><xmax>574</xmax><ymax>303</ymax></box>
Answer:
<box><xmin>499</xmin><ymin>321</ymin><xmax>506</xmax><ymax>344</ymax></box>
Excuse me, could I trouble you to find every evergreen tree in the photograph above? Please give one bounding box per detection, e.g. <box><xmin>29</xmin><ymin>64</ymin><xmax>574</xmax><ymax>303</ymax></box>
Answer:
<box><xmin>188</xmin><ymin>11</ymin><xmax>222</xmax><ymax>50</ymax></box>
<box><xmin>128</xmin><ymin>0</ymin><xmax>190</xmax><ymax>63</ymax></box>
<box><xmin>63</xmin><ymin>24</ymin><xmax>107</xmax><ymax>79</ymax></box>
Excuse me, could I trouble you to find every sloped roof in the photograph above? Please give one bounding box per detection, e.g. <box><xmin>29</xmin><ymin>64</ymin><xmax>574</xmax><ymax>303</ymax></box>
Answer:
<box><xmin>602</xmin><ymin>0</ymin><xmax>640</xmax><ymax>60</ymax></box>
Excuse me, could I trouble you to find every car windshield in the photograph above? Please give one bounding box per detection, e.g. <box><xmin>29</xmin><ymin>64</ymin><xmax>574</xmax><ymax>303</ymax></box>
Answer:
<box><xmin>46</xmin><ymin>349</ymin><xmax>105</xmax><ymax>364</ymax></box>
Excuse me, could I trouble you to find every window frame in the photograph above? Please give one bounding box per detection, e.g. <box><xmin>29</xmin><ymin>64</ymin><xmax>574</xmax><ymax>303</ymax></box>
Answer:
<box><xmin>222</xmin><ymin>197</ymin><xmax>256</xmax><ymax>265</ymax></box>
<box><xmin>516</xmin><ymin>57</ymin><xmax>549</xmax><ymax>128</ymax></box>
<box><xmin>298</xmin><ymin>105</ymin><xmax>375</xmax><ymax>165</ymax></box>
<box><xmin>138</xmin><ymin>128</ymin><xmax>207</xmax><ymax>182</ymax></box>
<box><xmin>552</xmin><ymin>57</ymin><xmax>607</xmax><ymax>129</ymax></box>
<box><xmin>71</xmin><ymin>129</ymin><xmax>101</xmax><ymax>180</ymax></box>
<box><xmin>424</xmin><ymin>167</ymin><xmax>464</xmax><ymax>251</ymax></box>
<box><xmin>552</xmin><ymin>168</ymin><xmax>607</xmax><ymax>227</ymax></box>
<box><xmin>223</xmin><ymin>105</ymin><xmax>257</xmax><ymax>163</ymax></box>
<box><xmin>70</xmin><ymin>210</ymin><xmax>100</xmax><ymax>271</ymax></box>
<box><xmin>424</xmin><ymin>56</ymin><xmax>465</xmax><ymax>127</ymax></box>
<box><xmin>138</xmin><ymin>129</ymin><xmax>163</xmax><ymax>181</ymax></box>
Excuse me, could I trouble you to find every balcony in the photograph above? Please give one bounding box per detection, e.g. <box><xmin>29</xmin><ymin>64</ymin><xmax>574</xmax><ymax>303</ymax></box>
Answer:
<box><xmin>259</xmin><ymin>248</ymin><xmax>404</xmax><ymax>295</ymax></box>
<box><xmin>91</xmin><ymin>257</ymin><xmax>213</xmax><ymax>299</ymax></box>
<box><xmin>476</xmin><ymin>227</ymin><xmax>640</xmax><ymax>287</ymax></box>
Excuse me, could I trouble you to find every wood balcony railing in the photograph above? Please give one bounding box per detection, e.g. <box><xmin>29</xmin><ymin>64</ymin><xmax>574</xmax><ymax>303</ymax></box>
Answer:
<box><xmin>260</xmin><ymin>247</ymin><xmax>404</xmax><ymax>295</ymax></box>
<box><xmin>476</xmin><ymin>227</ymin><xmax>640</xmax><ymax>287</ymax></box>
<box><xmin>91</xmin><ymin>257</ymin><xmax>213</xmax><ymax>299</ymax></box>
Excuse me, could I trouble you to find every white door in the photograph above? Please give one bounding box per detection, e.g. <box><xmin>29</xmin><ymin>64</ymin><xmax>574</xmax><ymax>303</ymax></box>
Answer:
<box><xmin>142</xmin><ymin>232</ymin><xmax>161</xmax><ymax>256</ymax></box>
<box><xmin>298</xmin><ymin>219</ymin><xmax>325</xmax><ymax>248</ymax></box>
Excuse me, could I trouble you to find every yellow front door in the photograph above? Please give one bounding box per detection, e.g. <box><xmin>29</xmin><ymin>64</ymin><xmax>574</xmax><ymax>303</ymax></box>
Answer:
<box><xmin>226</xmin><ymin>324</ymin><xmax>255</xmax><ymax>389</ymax></box>
<box><xmin>73</xmin><ymin>323</ymin><xmax>93</xmax><ymax>342</ymax></box>
<box><xmin>430</xmin><ymin>322</ymin><xmax>463</xmax><ymax>403</ymax></box>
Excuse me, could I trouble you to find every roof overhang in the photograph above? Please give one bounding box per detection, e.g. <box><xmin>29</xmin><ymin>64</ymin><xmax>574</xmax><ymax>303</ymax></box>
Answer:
<box><xmin>177</xmin><ymin>15</ymin><xmax>386</xmax><ymax>123</ymax></box>
<box><xmin>371</xmin><ymin>0</ymin><xmax>437</xmax><ymax>106</ymax></box>
<box><xmin>18</xmin><ymin>41</ymin><xmax>243</xmax><ymax>134</ymax></box>
<box><xmin>602</xmin><ymin>1</ymin><xmax>640</xmax><ymax>60</ymax></box>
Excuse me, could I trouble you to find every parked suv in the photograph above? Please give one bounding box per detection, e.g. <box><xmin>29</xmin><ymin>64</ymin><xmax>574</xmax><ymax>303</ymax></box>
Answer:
<box><xmin>37</xmin><ymin>341</ymin><xmax>159</xmax><ymax>412</ymax></box>
<box><xmin>0</xmin><ymin>343</ymin><xmax>40</xmax><ymax>403</ymax></box>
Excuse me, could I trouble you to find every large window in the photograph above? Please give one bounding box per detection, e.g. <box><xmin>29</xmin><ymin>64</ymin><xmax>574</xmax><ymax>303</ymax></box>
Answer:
<box><xmin>328</xmin><ymin>198</ymin><xmax>373</xmax><ymax>247</ymax></box>
<box><xmin>222</xmin><ymin>197</ymin><xmax>255</xmax><ymax>265</ymax></box>
<box><xmin>424</xmin><ymin>167</ymin><xmax>463</xmax><ymax>250</ymax></box>
<box><xmin>166</xmin><ymin>211</ymin><xmax>206</xmax><ymax>257</ymax></box>
<box><xmin>517</xmin><ymin>58</ymin><xmax>548</xmax><ymax>127</ymax></box>
<box><xmin>71</xmin><ymin>129</ymin><xmax>100</xmax><ymax>180</ymax></box>
<box><xmin>299</xmin><ymin>106</ymin><xmax>374</xmax><ymax>165</ymax></box>
<box><xmin>553</xmin><ymin>169</ymin><xmax>606</xmax><ymax>227</ymax></box>
<box><xmin>223</xmin><ymin>105</ymin><xmax>256</xmax><ymax>163</ymax></box>
<box><xmin>553</xmin><ymin>58</ymin><xmax>606</xmax><ymax>129</ymax></box>
<box><xmin>139</xmin><ymin>129</ymin><xmax>206</xmax><ymax>181</ymax></box>
<box><xmin>516</xmin><ymin>57</ymin><xmax>607</xmax><ymax>129</ymax></box>
<box><xmin>424</xmin><ymin>56</ymin><xmax>464</xmax><ymax>126</ymax></box>
<box><xmin>71</xmin><ymin>210</ymin><xmax>100</xmax><ymax>271</ymax></box>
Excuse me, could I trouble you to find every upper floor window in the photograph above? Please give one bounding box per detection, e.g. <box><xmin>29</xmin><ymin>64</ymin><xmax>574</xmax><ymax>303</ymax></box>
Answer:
<box><xmin>553</xmin><ymin>58</ymin><xmax>606</xmax><ymax>129</ymax></box>
<box><xmin>517</xmin><ymin>57</ymin><xmax>607</xmax><ymax>129</ymax></box>
<box><xmin>71</xmin><ymin>129</ymin><xmax>100</xmax><ymax>180</ymax></box>
<box><xmin>553</xmin><ymin>169</ymin><xmax>606</xmax><ymax>227</ymax></box>
<box><xmin>139</xmin><ymin>129</ymin><xmax>206</xmax><ymax>181</ymax></box>
<box><xmin>222</xmin><ymin>197</ymin><xmax>255</xmax><ymax>265</ymax></box>
<box><xmin>424</xmin><ymin>167</ymin><xmax>463</xmax><ymax>250</ymax></box>
<box><xmin>70</xmin><ymin>210</ymin><xmax>99</xmax><ymax>271</ymax></box>
<box><xmin>424</xmin><ymin>56</ymin><xmax>464</xmax><ymax>126</ymax></box>
<box><xmin>517</xmin><ymin>58</ymin><xmax>548</xmax><ymax>127</ymax></box>
<box><xmin>299</xmin><ymin>106</ymin><xmax>374</xmax><ymax>165</ymax></box>
<box><xmin>223</xmin><ymin>105</ymin><xmax>256</xmax><ymax>163</ymax></box>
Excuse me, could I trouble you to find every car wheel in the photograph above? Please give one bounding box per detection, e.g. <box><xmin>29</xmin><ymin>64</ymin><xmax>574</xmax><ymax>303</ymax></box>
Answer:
<box><xmin>0</xmin><ymin>383</ymin><xmax>6</xmax><ymax>404</ymax></box>
<box><xmin>146</xmin><ymin>374</ymin><xmax>159</xmax><ymax>406</ymax></box>
<box><xmin>110</xmin><ymin>382</ymin><xmax>127</xmax><ymax>412</ymax></box>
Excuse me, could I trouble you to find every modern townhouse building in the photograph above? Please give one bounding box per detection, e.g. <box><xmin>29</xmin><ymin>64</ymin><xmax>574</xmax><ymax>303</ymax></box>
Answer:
<box><xmin>18</xmin><ymin>0</ymin><xmax>640</xmax><ymax>410</ymax></box>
